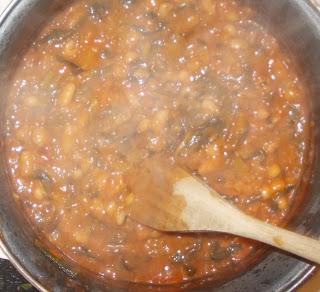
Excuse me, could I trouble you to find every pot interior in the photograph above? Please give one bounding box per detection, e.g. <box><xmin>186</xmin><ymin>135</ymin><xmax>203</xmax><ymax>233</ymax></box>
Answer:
<box><xmin>0</xmin><ymin>0</ymin><xmax>320</xmax><ymax>291</ymax></box>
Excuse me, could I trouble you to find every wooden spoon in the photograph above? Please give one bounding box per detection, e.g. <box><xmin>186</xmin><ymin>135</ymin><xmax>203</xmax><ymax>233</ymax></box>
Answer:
<box><xmin>125</xmin><ymin>160</ymin><xmax>320</xmax><ymax>264</ymax></box>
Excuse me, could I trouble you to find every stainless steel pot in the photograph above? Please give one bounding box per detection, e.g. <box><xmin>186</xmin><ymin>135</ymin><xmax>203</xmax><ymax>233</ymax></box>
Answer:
<box><xmin>0</xmin><ymin>0</ymin><xmax>320</xmax><ymax>291</ymax></box>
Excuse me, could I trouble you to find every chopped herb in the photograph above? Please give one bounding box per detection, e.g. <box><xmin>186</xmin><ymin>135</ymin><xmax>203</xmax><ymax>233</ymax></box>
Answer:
<box><xmin>36</xmin><ymin>170</ymin><xmax>52</xmax><ymax>183</ymax></box>
<box><xmin>185</xmin><ymin>239</ymin><xmax>202</xmax><ymax>255</ymax></box>
<box><xmin>123</xmin><ymin>0</ymin><xmax>136</xmax><ymax>9</ymax></box>
<box><xmin>245</xmin><ymin>195</ymin><xmax>261</xmax><ymax>204</ymax></box>
<box><xmin>72</xmin><ymin>246</ymin><xmax>96</xmax><ymax>259</ymax></box>
<box><xmin>176</xmin><ymin>118</ymin><xmax>224</xmax><ymax>157</ymax></box>
<box><xmin>222</xmin><ymin>194</ymin><xmax>240</xmax><ymax>204</ymax></box>
<box><xmin>250</xmin><ymin>148</ymin><xmax>267</xmax><ymax>162</ymax></box>
<box><xmin>209</xmin><ymin>241</ymin><xmax>227</xmax><ymax>261</ymax></box>
<box><xmin>171</xmin><ymin>250</ymin><xmax>185</xmax><ymax>264</ymax></box>
<box><xmin>35</xmin><ymin>169</ymin><xmax>53</xmax><ymax>189</ymax></box>
<box><xmin>56</xmin><ymin>56</ymin><xmax>84</xmax><ymax>74</ymax></box>
<box><xmin>88</xmin><ymin>1</ymin><xmax>109</xmax><ymax>21</ymax></box>
<box><xmin>40</xmin><ymin>29</ymin><xmax>74</xmax><ymax>44</ymax></box>
<box><xmin>285</xmin><ymin>184</ymin><xmax>296</xmax><ymax>193</ymax></box>
<box><xmin>268</xmin><ymin>199</ymin><xmax>279</xmax><ymax>213</ymax></box>
<box><xmin>226</xmin><ymin>242</ymin><xmax>242</xmax><ymax>255</ymax></box>
<box><xmin>183</xmin><ymin>264</ymin><xmax>196</xmax><ymax>277</ymax></box>
<box><xmin>20</xmin><ymin>283</ymin><xmax>33</xmax><ymax>290</ymax></box>
<box><xmin>120</xmin><ymin>258</ymin><xmax>134</xmax><ymax>271</ymax></box>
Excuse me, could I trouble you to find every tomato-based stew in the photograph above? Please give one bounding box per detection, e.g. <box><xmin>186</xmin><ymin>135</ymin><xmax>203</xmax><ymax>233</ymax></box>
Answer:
<box><xmin>5</xmin><ymin>0</ymin><xmax>311</xmax><ymax>287</ymax></box>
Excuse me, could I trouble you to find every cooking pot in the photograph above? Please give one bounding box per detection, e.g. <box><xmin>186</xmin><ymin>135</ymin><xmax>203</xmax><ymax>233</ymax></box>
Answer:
<box><xmin>1</xmin><ymin>0</ymin><xmax>320</xmax><ymax>291</ymax></box>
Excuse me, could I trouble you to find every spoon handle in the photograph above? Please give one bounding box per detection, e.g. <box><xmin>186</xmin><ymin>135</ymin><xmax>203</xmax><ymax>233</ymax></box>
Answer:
<box><xmin>174</xmin><ymin>176</ymin><xmax>320</xmax><ymax>264</ymax></box>
<box><xmin>227</xmin><ymin>210</ymin><xmax>320</xmax><ymax>264</ymax></box>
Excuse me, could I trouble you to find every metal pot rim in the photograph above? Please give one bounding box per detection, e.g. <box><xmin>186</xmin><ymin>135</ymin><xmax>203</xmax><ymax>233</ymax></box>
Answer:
<box><xmin>0</xmin><ymin>0</ymin><xmax>319</xmax><ymax>291</ymax></box>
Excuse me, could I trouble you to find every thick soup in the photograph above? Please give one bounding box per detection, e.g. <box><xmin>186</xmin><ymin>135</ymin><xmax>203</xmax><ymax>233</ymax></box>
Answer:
<box><xmin>5</xmin><ymin>0</ymin><xmax>311</xmax><ymax>287</ymax></box>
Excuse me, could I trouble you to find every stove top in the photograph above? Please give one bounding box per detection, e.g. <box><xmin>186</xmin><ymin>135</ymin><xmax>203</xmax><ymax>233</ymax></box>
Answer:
<box><xmin>0</xmin><ymin>259</ymin><xmax>36</xmax><ymax>291</ymax></box>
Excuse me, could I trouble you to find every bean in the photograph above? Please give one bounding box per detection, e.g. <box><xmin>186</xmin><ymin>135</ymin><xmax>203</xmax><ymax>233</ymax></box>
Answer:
<box><xmin>224</xmin><ymin>24</ymin><xmax>236</xmax><ymax>36</ymax></box>
<box><xmin>254</xmin><ymin>108</ymin><xmax>270</xmax><ymax>120</ymax></box>
<box><xmin>201</xmin><ymin>0</ymin><xmax>216</xmax><ymax>15</ymax></box>
<box><xmin>72</xmin><ymin>168</ymin><xmax>83</xmax><ymax>180</ymax></box>
<box><xmin>48</xmin><ymin>230</ymin><xmax>60</xmax><ymax>242</ymax></box>
<box><xmin>263</xmin><ymin>141</ymin><xmax>279</xmax><ymax>154</ymax></box>
<box><xmin>58</xmin><ymin>83</ymin><xmax>76</xmax><ymax>106</ymax></box>
<box><xmin>116</xmin><ymin>207</ymin><xmax>126</xmax><ymax>225</ymax></box>
<box><xmin>260</xmin><ymin>185</ymin><xmax>272</xmax><ymax>200</ymax></box>
<box><xmin>125</xmin><ymin>193</ymin><xmax>135</xmax><ymax>205</ymax></box>
<box><xmin>16</xmin><ymin>126</ymin><xmax>30</xmax><ymax>141</ymax></box>
<box><xmin>147</xmin><ymin>134</ymin><xmax>166</xmax><ymax>152</ymax></box>
<box><xmin>230</xmin><ymin>38</ymin><xmax>248</xmax><ymax>50</ymax></box>
<box><xmin>201</xmin><ymin>99</ymin><xmax>220</xmax><ymax>115</ymax></box>
<box><xmin>32</xmin><ymin>127</ymin><xmax>48</xmax><ymax>147</ymax></box>
<box><xmin>19</xmin><ymin>151</ymin><xmax>34</xmax><ymax>176</ymax></box>
<box><xmin>152</xmin><ymin>110</ymin><xmax>169</xmax><ymax>132</ymax></box>
<box><xmin>90</xmin><ymin>198</ymin><xmax>107</xmax><ymax>218</ymax></box>
<box><xmin>109</xmin><ymin>175</ymin><xmax>125</xmax><ymax>196</ymax></box>
<box><xmin>131</xmin><ymin>63</ymin><xmax>151</xmax><ymax>85</ymax></box>
<box><xmin>126</xmin><ymin>29</ymin><xmax>140</xmax><ymax>45</ymax></box>
<box><xmin>76</xmin><ymin>111</ymin><xmax>89</xmax><ymax>128</ymax></box>
<box><xmin>73</xmin><ymin>229</ymin><xmax>89</xmax><ymax>244</ymax></box>
<box><xmin>67</xmin><ymin>6</ymin><xmax>86</xmax><ymax>28</ymax></box>
<box><xmin>205</xmin><ymin>143</ymin><xmax>220</xmax><ymax>157</ymax></box>
<box><xmin>95</xmin><ymin>172</ymin><xmax>109</xmax><ymax>192</ymax></box>
<box><xmin>277</xmin><ymin>196</ymin><xmax>289</xmax><ymax>210</ymax></box>
<box><xmin>62</xmin><ymin>135</ymin><xmax>74</xmax><ymax>154</ymax></box>
<box><xmin>77</xmin><ymin>48</ymin><xmax>99</xmax><ymax>70</ymax></box>
<box><xmin>198</xmin><ymin>160</ymin><xmax>218</xmax><ymax>176</ymax></box>
<box><xmin>284</xmin><ymin>88</ymin><xmax>296</xmax><ymax>101</ymax></box>
<box><xmin>124</xmin><ymin>50</ymin><xmax>138</xmax><ymax>64</ymax></box>
<box><xmin>159</xmin><ymin>3</ymin><xmax>173</xmax><ymax>19</ymax></box>
<box><xmin>267</xmin><ymin>163</ymin><xmax>281</xmax><ymax>178</ymax></box>
<box><xmin>64</xmin><ymin>123</ymin><xmax>78</xmax><ymax>136</ymax></box>
<box><xmin>271</xmin><ymin>177</ymin><xmax>285</xmax><ymax>193</ymax></box>
<box><xmin>106</xmin><ymin>201</ymin><xmax>116</xmax><ymax>216</ymax></box>
<box><xmin>186</xmin><ymin>59</ymin><xmax>202</xmax><ymax>72</ymax></box>
<box><xmin>140</xmin><ymin>41</ymin><xmax>152</xmax><ymax>58</ymax></box>
<box><xmin>233</xmin><ymin>156</ymin><xmax>249</xmax><ymax>173</ymax></box>
<box><xmin>171</xmin><ymin>7</ymin><xmax>200</xmax><ymax>34</ymax></box>
<box><xmin>88</xmin><ymin>99</ymin><xmax>98</xmax><ymax>112</ymax></box>
<box><xmin>33</xmin><ymin>180</ymin><xmax>46</xmax><ymax>200</ymax></box>
<box><xmin>138</xmin><ymin>118</ymin><xmax>150</xmax><ymax>133</ymax></box>
<box><xmin>63</xmin><ymin>40</ymin><xmax>77</xmax><ymax>59</ymax></box>
<box><xmin>24</xmin><ymin>96</ymin><xmax>39</xmax><ymax>107</ymax></box>
<box><xmin>226</xmin><ymin>10</ymin><xmax>239</xmax><ymax>22</ymax></box>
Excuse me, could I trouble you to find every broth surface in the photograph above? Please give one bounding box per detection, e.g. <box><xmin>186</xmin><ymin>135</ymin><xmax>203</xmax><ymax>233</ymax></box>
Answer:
<box><xmin>5</xmin><ymin>0</ymin><xmax>311</xmax><ymax>286</ymax></box>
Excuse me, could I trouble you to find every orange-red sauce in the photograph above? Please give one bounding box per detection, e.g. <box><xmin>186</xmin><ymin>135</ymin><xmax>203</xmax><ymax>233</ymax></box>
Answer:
<box><xmin>5</xmin><ymin>0</ymin><xmax>311</xmax><ymax>286</ymax></box>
